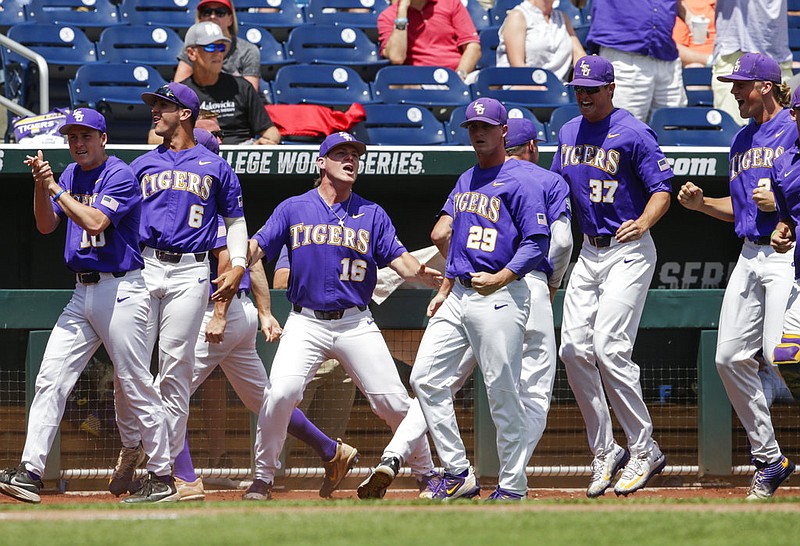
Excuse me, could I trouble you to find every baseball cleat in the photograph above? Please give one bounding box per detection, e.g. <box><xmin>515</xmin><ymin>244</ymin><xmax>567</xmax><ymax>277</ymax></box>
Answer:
<box><xmin>586</xmin><ymin>444</ymin><xmax>629</xmax><ymax>498</ymax></box>
<box><xmin>320</xmin><ymin>439</ymin><xmax>358</xmax><ymax>498</ymax></box>
<box><xmin>614</xmin><ymin>443</ymin><xmax>666</xmax><ymax>496</ymax></box>
<box><xmin>357</xmin><ymin>456</ymin><xmax>399</xmax><ymax>499</ymax></box>
<box><xmin>431</xmin><ymin>466</ymin><xmax>480</xmax><ymax>500</ymax></box>
<box><xmin>175</xmin><ymin>476</ymin><xmax>205</xmax><ymax>502</ymax></box>
<box><xmin>746</xmin><ymin>456</ymin><xmax>795</xmax><ymax>500</ymax></box>
<box><xmin>109</xmin><ymin>443</ymin><xmax>146</xmax><ymax>496</ymax></box>
<box><xmin>486</xmin><ymin>486</ymin><xmax>526</xmax><ymax>501</ymax></box>
<box><xmin>0</xmin><ymin>463</ymin><xmax>43</xmax><ymax>504</ymax></box>
<box><xmin>242</xmin><ymin>478</ymin><xmax>273</xmax><ymax>501</ymax></box>
<box><xmin>122</xmin><ymin>472</ymin><xmax>179</xmax><ymax>504</ymax></box>
<box><xmin>416</xmin><ymin>470</ymin><xmax>443</xmax><ymax>499</ymax></box>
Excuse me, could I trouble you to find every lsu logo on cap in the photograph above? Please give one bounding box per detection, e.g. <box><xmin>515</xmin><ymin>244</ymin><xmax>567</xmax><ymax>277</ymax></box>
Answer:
<box><xmin>73</xmin><ymin>109</ymin><xmax>85</xmax><ymax>122</ymax></box>
<box><xmin>474</xmin><ymin>103</ymin><xmax>485</xmax><ymax>115</ymax></box>
<box><xmin>732</xmin><ymin>58</ymin><xmax>741</xmax><ymax>73</ymax></box>
<box><xmin>580</xmin><ymin>60</ymin><xmax>591</xmax><ymax>76</ymax></box>
<box><xmin>338</xmin><ymin>132</ymin><xmax>354</xmax><ymax>141</ymax></box>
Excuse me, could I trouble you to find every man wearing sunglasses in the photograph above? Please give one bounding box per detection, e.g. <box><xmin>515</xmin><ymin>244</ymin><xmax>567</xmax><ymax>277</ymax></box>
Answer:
<box><xmin>551</xmin><ymin>54</ymin><xmax>673</xmax><ymax>498</ymax></box>
<box><xmin>175</xmin><ymin>21</ymin><xmax>280</xmax><ymax>146</ymax></box>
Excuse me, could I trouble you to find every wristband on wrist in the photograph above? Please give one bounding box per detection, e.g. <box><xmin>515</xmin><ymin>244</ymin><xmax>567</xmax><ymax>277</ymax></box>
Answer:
<box><xmin>52</xmin><ymin>189</ymin><xmax>67</xmax><ymax>203</ymax></box>
<box><xmin>394</xmin><ymin>17</ymin><xmax>408</xmax><ymax>30</ymax></box>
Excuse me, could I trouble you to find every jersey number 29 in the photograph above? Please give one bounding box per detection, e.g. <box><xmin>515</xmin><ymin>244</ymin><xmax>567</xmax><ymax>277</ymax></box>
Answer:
<box><xmin>466</xmin><ymin>226</ymin><xmax>497</xmax><ymax>252</ymax></box>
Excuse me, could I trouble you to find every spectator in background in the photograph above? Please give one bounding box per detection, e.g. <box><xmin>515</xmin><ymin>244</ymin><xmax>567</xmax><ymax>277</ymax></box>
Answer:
<box><xmin>151</xmin><ymin>22</ymin><xmax>280</xmax><ymax>146</ymax></box>
<box><xmin>673</xmin><ymin>0</ymin><xmax>716</xmax><ymax>67</ymax></box>
<box><xmin>496</xmin><ymin>0</ymin><xmax>587</xmax><ymax>82</ymax></box>
<box><xmin>174</xmin><ymin>0</ymin><xmax>261</xmax><ymax>91</ymax></box>
<box><xmin>572</xmin><ymin>0</ymin><xmax>687</xmax><ymax>122</ymax></box>
<box><xmin>377</xmin><ymin>0</ymin><xmax>481</xmax><ymax>81</ymax></box>
<box><xmin>712</xmin><ymin>0</ymin><xmax>792</xmax><ymax>126</ymax></box>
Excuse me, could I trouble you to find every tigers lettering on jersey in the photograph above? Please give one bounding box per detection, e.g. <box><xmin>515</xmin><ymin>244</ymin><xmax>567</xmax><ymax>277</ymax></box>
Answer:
<box><xmin>452</xmin><ymin>192</ymin><xmax>502</xmax><ymax>222</ymax></box>
<box><xmin>559</xmin><ymin>144</ymin><xmax>621</xmax><ymax>175</ymax></box>
<box><xmin>140</xmin><ymin>170</ymin><xmax>213</xmax><ymax>200</ymax></box>
<box><xmin>730</xmin><ymin>146</ymin><xmax>785</xmax><ymax>181</ymax></box>
<box><xmin>289</xmin><ymin>223</ymin><xmax>370</xmax><ymax>254</ymax></box>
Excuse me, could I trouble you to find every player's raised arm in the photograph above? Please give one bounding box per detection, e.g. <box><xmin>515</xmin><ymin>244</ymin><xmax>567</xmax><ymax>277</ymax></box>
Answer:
<box><xmin>677</xmin><ymin>181</ymin><xmax>735</xmax><ymax>222</ymax></box>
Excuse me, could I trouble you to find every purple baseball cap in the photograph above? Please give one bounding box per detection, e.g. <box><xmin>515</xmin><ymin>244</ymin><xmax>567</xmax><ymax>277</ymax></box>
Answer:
<box><xmin>141</xmin><ymin>82</ymin><xmax>201</xmax><ymax>120</ymax></box>
<box><xmin>194</xmin><ymin>128</ymin><xmax>220</xmax><ymax>154</ymax></box>
<box><xmin>568</xmin><ymin>55</ymin><xmax>615</xmax><ymax>87</ymax></box>
<box><xmin>59</xmin><ymin>108</ymin><xmax>107</xmax><ymax>134</ymax></box>
<box><xmin>792</xmin><ymin>86</ymin><xmax>800</xmax><ymax>109</ymax></box>
<box><xmin>505</xmin><ymin>118</ymin><xmax>542</xmax><ymax>147</ymax></box>
<box><xmin>717</xmin><ymin>52</ymin><xmax>781</xmax><ymax>83</ymax></box>
<box><xmin>460</xmin><ymin>98</ymin><xmax>507</xmax><ymax>127</ymax></box>
<box><xmin>319</xmin><ymin>132</ymin><xmax>367</xmax><ymax>157</ymax></box>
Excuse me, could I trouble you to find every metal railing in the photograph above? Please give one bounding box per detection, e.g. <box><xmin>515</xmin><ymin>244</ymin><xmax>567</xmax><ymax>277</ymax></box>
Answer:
<box><xmin>0</xmin><ymin>33</ymin><xmax>49</xmax><ymax>118</ymax></box>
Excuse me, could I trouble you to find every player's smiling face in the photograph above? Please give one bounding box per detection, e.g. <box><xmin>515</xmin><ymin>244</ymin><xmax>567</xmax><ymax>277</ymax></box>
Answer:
<box><xmin>65</xmin><ymin>127</ymin><xmax>107</xmax><ymax>171</ymax></box>
<box><xmin>320</xmin><ymin>144</ymin><xmax>361</xmax><ymax>184</ymax></box>
<box><xmin>575</xmin><ymin>83</ymin><xmax>614</xmax><ymax>123</ymax></box>
<box><xmin>150</xmin><ymin>98</ymin><xmax>183</xmax><ymax>136</ymax></box>
<box><xmin>730</xmin><ymin>80</ymin><xmax>767</xmax><ymax>120</ymax></box>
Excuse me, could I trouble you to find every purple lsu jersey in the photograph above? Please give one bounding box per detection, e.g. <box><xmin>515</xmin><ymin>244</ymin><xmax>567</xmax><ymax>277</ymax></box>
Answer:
<box><xmin>728</xmin><ymin>108</ymin><xmax>797</xmax><ymax>241</ymax></box>
<box><xmin>55</xmin><ymin>156</ymin><xmax>144</xmax><ymax>273</ymax></box>
<box><xmin>208</xmin><ymin>216</ymin><xmax>251</xmax><ymax>300</ymax></box>
<box><xmin>512</xmin><ymin>159</ymin><xmax>572</xmax><ymax>225</ymax></box>
<box><xmin>551</xmin><ymin>108</ymin><xmax>673</xmax><ymax>237</ymax></box>
<box><xmin>131</xmin><ymin>144</ymin><xmax>244</xmax><ymax>253</ymax></box>
<box><xmin>771</xmin><ymin>141</ymin><xmax>800</xmax><ymax>279</ymax></box>
<box><xmin>443</xmin><ymin>160</ymin><xmax>551</xmax><ymax>280</ymax></box>
<box><xmin>275</xmin><ymin>244</ymin><xmax>290</xmax><ymax>271</ymax></box>
<box><xmin>253</xmin><ymin>189</ymin><xmax>406</xmax><ymax>310</ymax></box>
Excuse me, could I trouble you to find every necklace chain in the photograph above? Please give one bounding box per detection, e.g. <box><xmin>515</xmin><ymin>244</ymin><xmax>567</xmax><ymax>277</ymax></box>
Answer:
<box><xmin>326</xmin><ymin>193</ymin><xmax>352</xmax><ymax>227</ymax></box>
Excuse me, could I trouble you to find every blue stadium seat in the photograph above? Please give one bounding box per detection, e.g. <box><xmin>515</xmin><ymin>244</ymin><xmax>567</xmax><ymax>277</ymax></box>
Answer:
<box><xmin>490</xmin><ymin>0</ymin><xmax>583</xmax><ymax>27</ymax></box>
<box><xmin>463</xmin><ymin>0</ymin><xmax>492</xmax><ymax>31</ymax></box>
<box><xmin>96</xmin><ymin>25</ymin><xmax>184</xmax><ymax>81</ymax></box>
<box><xmin>24</xmin><ymin>0</ymin><xmax>122</xmax><ymax>40</ymax></box>
<box><xmin>371</xmin><ymin>66</ymin><xmax>471</xmax><ymax>120</ymax></box>
<box><xmin>790</xmin><ymin>27</ymin><xmax>800</xmax><ymax>64</ymax></box>
<box><xmin>118</xmin><ymin>0</ymin><xmax>199</xmax><ymax>31</ymax></box>
<box><xmin>448</xmin><ymin>102</ymin><xmax>545</xmax><ymax>145</ymax></box>
<box><xmin>547</xmin><ymin>103</ymin><xmax>580</xmax><ymax>144</ymax></box>
<box><xmin>285</xmin><ymin>25</ymin><xmax>388</xmax><ymax>81</ymax></box>
<box><xmin>789</xmin><ymin>0</ymin><xmax>800</xmax><ymax>29</ymax></box>
<box><xmin>471</xmin><ymin>66</ymin><xmax>574</xmax><ymax>121</ymax></box>
<box><xmin>0</xmin><ymin>1</ymin><xmax>26</xmax><ymax>32</ymax></box>
<box><xmin>272</xmin><ymin>64</ymin><xmax>374</xmax><ymax>106</ymax></box>
<box><xmin>352</xmin><ymin>103</ymin><xmax>447</xmax><ymax>145</ymax></box>
<box><xmin>477</xmin><ymin>26</ymin><xmax>500</xmax><ymax>69</ymax></box>
<box><xmin>683</xmin><ymin>66</ymin><xmax>713</xmax><ymax>107</ymax></box>
<box><xmin>649</xmin><ymin>107</ymin><xmax>739</xmax><ymax>147</ymax></box>
<box><xmin>3</xmin><ymin>23</ymin><xmax>98</xmax><ymax>111</ymax></box>
<box><xmin>68</xmin><ymin>62</ymin><xmax>166</xmax><ymax>143</ymax></box>
<box><xmin>233</xmin><ymin>0</ymin><xmax>306</xmax><ymax>41</ymax></box>
<box><xmin>305</xmin><ymin>0</ymin><xmax>390</xmax><ymax>40</ymax></box>
<box><xmin>239</xmin><ymin>23</ymin><xmax>294</xmax><ymax>81</ymax></box>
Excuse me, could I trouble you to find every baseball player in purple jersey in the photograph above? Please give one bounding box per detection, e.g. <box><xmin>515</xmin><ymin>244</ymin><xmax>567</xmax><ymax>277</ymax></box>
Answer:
<box><xmin>771</xmin><ymin>86</ymin><xmax>800</xmax><ymax>416</ymax></box>
<box><xmin>170</xmin><ymin>217</ymin><xmax>358</xmax><ymax>501</ymax></box>
<box><xmin>357</xmin><ymin>118</ymin><xmax>571</xmax><ymax>499</ymax></box>
<box><xmin>681</xmin><ymin>53</ymin><xmax>797</xmax><ymax>500</ymax></box>
<box><xmin>245</xmin><ymin>132</ymin><xmax>441</xmax><ymax>499</ymax></box>
<box><xmin>110</xmin><ymin>83</ymin><xmax>248</xmax><ymax>498</ymax></box>
<box><xmin>0</xmin><ymin>109</ymin><xmax>174</xmax><ymax>504</ymax></box>
<box><xmin>552</xmin><ymin>55</ymin><xmax>672</xmax><ymax>497</ymax></box>
<box><xmin>408</xmin><ymin>99</ymin><xmax>551</xmax><ymax>501</ymax></box>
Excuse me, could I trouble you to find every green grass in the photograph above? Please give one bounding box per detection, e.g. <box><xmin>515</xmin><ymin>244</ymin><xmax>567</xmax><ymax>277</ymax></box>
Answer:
<box><xmin>2</xmin><ymin>498</ymin><xmax>799</xmax><ymax>546</ymax></box>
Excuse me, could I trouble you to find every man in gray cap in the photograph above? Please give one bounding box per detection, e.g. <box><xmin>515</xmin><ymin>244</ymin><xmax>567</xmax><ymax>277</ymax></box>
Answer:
<box><xmin>152</xmin><ymin>21</ymin><xmax>279</xmax><ymax>146</ymax></box>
